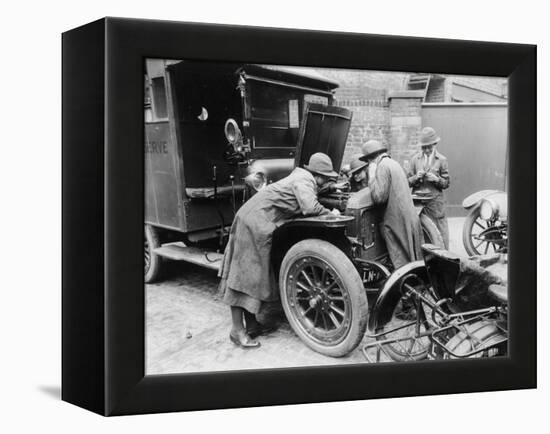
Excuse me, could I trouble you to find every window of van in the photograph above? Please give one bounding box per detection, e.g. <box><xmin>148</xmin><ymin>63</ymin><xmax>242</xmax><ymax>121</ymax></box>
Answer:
<box><xmin>248</xmin><ymin>81</ymin><xmax>329</xmax><ymax>148</ymax></box>
<box><xmin>248</xmin><ymin>82</ymin><xmax>303</xmax><ymax>148</ymax></box>
<box><xmin>151</xmin><ymin>77</ymin><xmax>168</xmax><ymax>120</ymax></box>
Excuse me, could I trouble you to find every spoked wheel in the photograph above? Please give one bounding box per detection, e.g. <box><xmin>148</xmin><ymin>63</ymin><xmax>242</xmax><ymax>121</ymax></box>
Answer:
<box><xmin>145</xmin><ymin>224</ymin><xmax>162</xmax><ymax>283</ymax></box>
<box><xmin>376</xmin><ymin>274</ymin><xmax>437</xmax><ymax>362</ymax></box>
<box><xmin>279</xmin><ymin>239</ymin><xmax>368</xmax><ymax>357</ymax></box>
<box><xmin>463</xmin><ymin>207</ymin><xmax>507</xmax><ymax>256</ymax></box>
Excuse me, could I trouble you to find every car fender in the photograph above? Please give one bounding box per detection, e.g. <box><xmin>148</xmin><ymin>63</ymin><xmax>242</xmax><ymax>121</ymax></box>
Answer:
<box><xmin>282</xmin><ymin>214</ymin><xmax>354</xmax><ymax>228</ymax></box>
<box><xmin>271</xmin><ymin>217</ymin><xmax>354</xmax><ymax>273</ymax></box>
<box><xmin>462</xmin><ymin>190</ymin><xmax>502</xmax><ymax>209</ymax></box>
<box><xmin>368</xmin><ymin>260</ymin><xmax>427</xmax><ymax>332</ymax></box>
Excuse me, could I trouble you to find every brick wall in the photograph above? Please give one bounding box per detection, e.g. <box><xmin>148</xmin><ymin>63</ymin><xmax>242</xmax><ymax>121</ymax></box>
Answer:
<box><xmin>336</xmin><ymin>100</ymin><xmax>390</xmax><ymax>165</ymax></box>
<box><xmin>304</xmin><ymin>68</ymin><xmax>505</xmax><ymax>171</ymax></box>
<box><xmin>313</xmin><ymin>68</ymin><xmax>407</xmax><ymax>165</ymax></box>
<box><xmin>388</xmin><ymin>92</ymin><xmax>424</xmax><ymax>167</ymax></box>
<box><xmin>315</xmin><ymin>68</ymin><xmax>407</xmax><ymax>97</ymax></box>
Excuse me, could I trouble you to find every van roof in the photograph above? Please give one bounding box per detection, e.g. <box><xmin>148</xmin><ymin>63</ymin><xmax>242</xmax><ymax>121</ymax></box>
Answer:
<box><xmin>240</xmin><ymin>64</ymin><xmax>339</xmax><ymax>91</ymax></box>
<box><xmin>162</xmin><ymin>60</ymin><xmax>340</xmax><ymax>92</ymax></box>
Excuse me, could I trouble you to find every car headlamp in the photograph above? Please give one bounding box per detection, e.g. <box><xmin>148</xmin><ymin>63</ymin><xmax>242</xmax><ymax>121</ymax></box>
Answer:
<box><xmin>479</xmin><ymin>199</ymin><xmax>497</xmax><ymax>220</ymax></box>
<box><xmin>224</xmin><ymin>118</ymin><xmax>242</xmax><ymax>145</ymax></box>
<box><xmin>245</xmin><ymin>172</ymin><xmax>267</xmax><ymax>192</ymax></box>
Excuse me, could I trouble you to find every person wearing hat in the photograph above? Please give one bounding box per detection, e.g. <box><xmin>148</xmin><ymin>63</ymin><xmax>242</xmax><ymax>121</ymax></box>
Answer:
<box><xmin>348</xmin><ymin>154</ymin><xmax>369</xmax><ymax>192</ymax></box>
<box><xmin>360</xmin><ymin>140</ymin><xmax>423</xmax><ymax>268</ymax></box>
<box><xmin>219</xmin><ymin>152</ymin><xmax>338</xmax><ymax>348</ymax></box>
<box><xmin>407</xmin><ymin>126</ymin><xmax>450</xmax><ymax>248</ymax></box>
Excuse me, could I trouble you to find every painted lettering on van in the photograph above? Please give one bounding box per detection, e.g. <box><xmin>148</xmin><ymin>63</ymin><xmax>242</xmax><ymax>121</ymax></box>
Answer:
<box><xmin>145</xmin><ymin>141</ymin><xmax>168</xmax><ymax>154</ymax></box>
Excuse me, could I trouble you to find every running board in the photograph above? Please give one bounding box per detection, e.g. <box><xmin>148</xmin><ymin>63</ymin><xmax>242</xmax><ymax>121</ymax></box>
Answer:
<box><xmin>153</xmin><ymin>243</ymin><xmax>223</xmax><ymax>272</ymax></box>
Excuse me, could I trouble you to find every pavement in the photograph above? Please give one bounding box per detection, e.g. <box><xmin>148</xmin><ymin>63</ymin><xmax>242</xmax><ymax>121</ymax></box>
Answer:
<box><xmin>146</xmin><ymin>217</ymin><xmax>467</xmax><ymax>375</ymax></box>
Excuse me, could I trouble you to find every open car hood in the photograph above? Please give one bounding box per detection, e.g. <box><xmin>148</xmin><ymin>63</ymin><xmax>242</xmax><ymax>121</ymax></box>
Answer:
<box><xmin>294</xmin><ymin>103</ymin><xmax>353</xmax><ymax>175</ymax></box>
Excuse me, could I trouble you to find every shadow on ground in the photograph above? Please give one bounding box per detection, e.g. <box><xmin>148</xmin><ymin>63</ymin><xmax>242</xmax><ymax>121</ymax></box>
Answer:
<box><xmin>37</xmin><ymin>385</ymin><xmax>61</xmax><ymax>400</ymax></box>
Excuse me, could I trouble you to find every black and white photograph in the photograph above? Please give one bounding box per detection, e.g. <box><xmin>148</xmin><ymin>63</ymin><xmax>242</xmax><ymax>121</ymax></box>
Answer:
<box><xmin>144</xmin><ymin>59</ymin><xmax>509</xmax><ymax>374</ymax></box>
<box><xmin>2</xmin><ymin>0</ymin><xmax>545</xmax><ymax>430</ymax></box>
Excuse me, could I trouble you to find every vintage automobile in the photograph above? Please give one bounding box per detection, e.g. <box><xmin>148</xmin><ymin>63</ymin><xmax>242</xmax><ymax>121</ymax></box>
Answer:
<box><xmin>144</xmin><ymin>59</ymin><xmax>341</xmax><ymax>283</ymax></box>
<box><xmin>144</xmin><ymin>59</ymin><xmax>445</xmax><ymax>357</ymax></box>
<box><xmin>461</xmin><ymin>190</ymin><xmax>508</xmax><ymax>256</ymax></box>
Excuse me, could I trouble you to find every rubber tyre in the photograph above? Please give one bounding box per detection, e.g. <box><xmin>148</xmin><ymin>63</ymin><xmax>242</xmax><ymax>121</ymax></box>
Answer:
<box><xmin>144</xmin><ymin>224</ymin><xmax>162</xmax><ymax>283</ymax></box>
<box><xmin>462</xmin><ymin>206</ymin><xmax>496</xmax><ymax>256</ymax></box>
<box><xmin>376</xmin><ymin>275</ymin><xmax>435</xmax><ymax>362</ymax></box>
<box><xmin>279</xmin><ymin>239</ymin><xmax>368</xmax><ymax>357</ymax></box>
<box><xmin>444</xmin><ymin>320</ymin><xmax>507</xmax><ymax>359</ymax></box>
<box><xmin>420</xmin><ymin>213</ymin><xmax>444</xmax><ymax>248</ymax></box>
<box><xmin>462</xmin><ymin>207</ymin><xmax>480</xmax><ymax>256</ymax></box>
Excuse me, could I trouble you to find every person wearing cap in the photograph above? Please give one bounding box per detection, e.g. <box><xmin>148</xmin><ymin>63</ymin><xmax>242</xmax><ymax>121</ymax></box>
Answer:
<box><xmin>348</xmin><ymin>154</ymin><xmax>369</xmax><ymax>192</ymax></box>
<box><xmin>219</xmin><ymin>152</ymin><xmax>338</xmax><ymax>349</ymax></box>
<box><xmin>360</xmin><ymin>140</ymin><xmax>423</xmax><ymax>268</ymax></box>
<box><xmin>407</xmin><ymin>126</ymin><xmax>450</xmax><ymax>248</ymax></box>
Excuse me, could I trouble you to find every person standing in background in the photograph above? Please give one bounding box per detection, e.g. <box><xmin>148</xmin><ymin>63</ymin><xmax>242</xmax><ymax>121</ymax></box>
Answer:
<box><xmin>407</xmin><ymin>126</ymin><xmax>450</xmax><ymax>248</ymax></box>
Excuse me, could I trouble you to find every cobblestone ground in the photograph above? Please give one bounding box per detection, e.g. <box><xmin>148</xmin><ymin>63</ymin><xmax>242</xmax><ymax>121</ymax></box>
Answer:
<box><xmin>146</xmin><ymin>217</ymin><xmax>467</xmax><ymax>375</ymax></box>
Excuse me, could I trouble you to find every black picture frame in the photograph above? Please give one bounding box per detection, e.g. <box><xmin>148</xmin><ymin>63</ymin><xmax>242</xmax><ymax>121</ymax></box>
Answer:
<box><xmin>62</xmin><ymin>17</ymin><xmax>536</xmax><ymax>416</ymax></box>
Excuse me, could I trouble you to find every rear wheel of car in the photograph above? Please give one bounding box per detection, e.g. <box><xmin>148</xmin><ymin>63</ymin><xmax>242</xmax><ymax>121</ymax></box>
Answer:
<box><xmin>443</xmin><ymin>319</ymin><xmax>507</xmax><ymax>359</ymax></box>
<box><xmin>420</xmin><ymin>213</ymin><xmax>444</xmax><ymax>247</ymax></box>
<box><xmin>375</xmin><ymin>273</ymin><xmax>435</xmax><ymax>362</ymax></box>
<box><xmin>145</xmin><ymin>224</ymin><xmax>162</xmax><ymax>283</ymax></box>
<box><xmin>279</xmin><ymin>239</ymin><xmax>368</xmax><ymax>357</ymax></box>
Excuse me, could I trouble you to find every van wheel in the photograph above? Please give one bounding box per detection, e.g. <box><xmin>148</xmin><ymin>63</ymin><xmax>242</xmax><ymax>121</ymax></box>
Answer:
<box><xmin>145</xmin><ymin>224</ymin><xmax>162</xmax><ymax>283</ymax></box>
<box><xmin>279</xmin><ymin>239</ymin><xmax>368</xmax><ymax>357</ymax></box>
<box><xmin>420</xmin><ymin>213</ymin><xmax>444</xmax><ymax>247</ymax></box>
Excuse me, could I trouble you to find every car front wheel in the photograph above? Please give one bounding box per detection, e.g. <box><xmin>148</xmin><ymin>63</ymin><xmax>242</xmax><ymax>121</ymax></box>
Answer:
<box><xmin>279</xmin><ymin>239</ymin><xmax>368</xmax><ymax>357</ymax></box>
<box><xmin>462</xmin><ymin>207</ymin><xmax>506</xmax><ymax>256</ymax></box>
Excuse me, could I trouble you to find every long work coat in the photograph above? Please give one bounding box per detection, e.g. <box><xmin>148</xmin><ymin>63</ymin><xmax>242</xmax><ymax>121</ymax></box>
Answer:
<box><xmin>219</xmin><ymin>167</ymin><xmax>331</xmax><ymax>312</ymax></box>
<box><xmin>369</xmin><ymin>155</ymin><xmax>423</xmax><ymax>269</ymax></box>
<box><xmin>407</xmin><ymin>150</ymin><xmax>450</xmax><ymax>248</ymax></box>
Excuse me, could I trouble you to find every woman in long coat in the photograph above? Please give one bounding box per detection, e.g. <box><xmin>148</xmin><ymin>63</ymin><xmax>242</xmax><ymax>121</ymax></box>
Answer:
<box><xmin>219</xmin><ymin>153</ymin><xmax>337</xmax><ymax>348</ymax></box>
<box><xmin>360</xmin><ymin>140</ymin><xmax>423</xmax><ymax>269</ymax></box>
